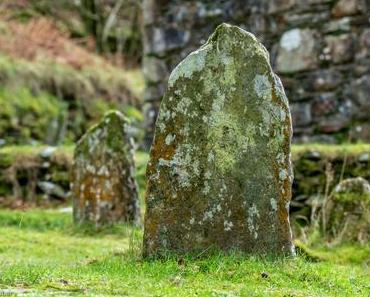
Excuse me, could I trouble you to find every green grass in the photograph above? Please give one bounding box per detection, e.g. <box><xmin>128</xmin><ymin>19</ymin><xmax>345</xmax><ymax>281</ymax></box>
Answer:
<box><xmin>0</xmin><ymin>210</ymin><xmax>368</xmax><ymax>296</ymax></box>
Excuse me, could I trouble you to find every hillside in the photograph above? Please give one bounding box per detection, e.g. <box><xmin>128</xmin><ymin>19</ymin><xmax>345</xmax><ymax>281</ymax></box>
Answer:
<box><xmin>0</xmin><ymin>1</ymin><xmax>144</xmax><ymax>146</ymax></box>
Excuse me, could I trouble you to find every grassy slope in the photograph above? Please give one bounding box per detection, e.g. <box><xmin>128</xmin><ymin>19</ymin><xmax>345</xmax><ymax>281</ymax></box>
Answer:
<box><xmin>0</xmin><ymin>210</ymin><xmax>368</xmax><ymax>296</ymax></box>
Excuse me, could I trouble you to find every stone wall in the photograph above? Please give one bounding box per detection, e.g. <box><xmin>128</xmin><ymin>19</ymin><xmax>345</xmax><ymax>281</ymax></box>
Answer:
<box><xmin>142</xmin><ymin>0</ymin><xmax>370</xmax><ymax>147</ymax></box>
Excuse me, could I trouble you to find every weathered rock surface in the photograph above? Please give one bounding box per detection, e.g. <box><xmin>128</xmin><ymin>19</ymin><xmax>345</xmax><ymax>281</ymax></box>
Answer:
<box><xmin>325</xmin><ymin>177</ymin><xmax>370</xmax><ymax>244</ymax></box>
<box><xmin>143</xmin><ymin>24</ymin><xmax>295</xmax><ymax>257</ymax></box>
<box><xmin>72</xmin><ymin>111</ymin><xmax>140</xmax><ymax>226</ymax></box>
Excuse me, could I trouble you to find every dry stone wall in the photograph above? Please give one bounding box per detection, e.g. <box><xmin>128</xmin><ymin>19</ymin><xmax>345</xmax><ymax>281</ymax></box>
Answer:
<box><xmin>142</xmin><ymin>0</ymin><xmax>370</xmax><ymax>147</ymax></box>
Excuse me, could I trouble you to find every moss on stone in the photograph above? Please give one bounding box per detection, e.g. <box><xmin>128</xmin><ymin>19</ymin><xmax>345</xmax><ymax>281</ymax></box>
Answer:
<box><xmin>144</xmin><ymin>24</ymin><xmax>294</xmax><ymax>257</ymax></box>
<box><xmin>324</xmin><ymin>177</ymin><xmax>370</xmax><ymax>244</ymax></box>
<box><xmin>72</xmin><ymin>110</ymin><xmax>140</xmax><ymax>226</ymax></box>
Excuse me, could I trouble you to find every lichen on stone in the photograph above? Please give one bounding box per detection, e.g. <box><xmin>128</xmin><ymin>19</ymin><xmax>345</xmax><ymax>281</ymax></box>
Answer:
<box><xmin>143</xmin><ymin>23</ymin><xmax>295</xmax><ymax>257</ymax></box>
<box><xmin>325</xmin><ymin>177</ymin><xmax>370</xmax><ymax>244</ymax></box>
<box><xmin>72</xmin><ymin>110</ymin><xmax>141</xmax><ymax>227</ymax></box>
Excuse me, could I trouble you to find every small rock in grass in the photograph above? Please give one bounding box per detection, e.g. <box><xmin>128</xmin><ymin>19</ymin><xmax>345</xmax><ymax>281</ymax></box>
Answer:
<box><xmin>325</xmin><ymin>177</ymin><xmax>370</xmax><ymax>244</ymax></box>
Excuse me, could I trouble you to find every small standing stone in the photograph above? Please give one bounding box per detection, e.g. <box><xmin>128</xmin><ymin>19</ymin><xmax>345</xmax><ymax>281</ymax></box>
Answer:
<box><xmin>325</xmin><ymin>177</ymin><xmax>370</xmax><ymax>244</ymax></box>
<box><xmin>143</xmin><ymin>24</ymin><xmax>295</xmax><ymax>257</ymax></box>
<box><xmin>72</xmin><ymin>111</ymin><xmax>140</xmax><ymax>226</ymax></box>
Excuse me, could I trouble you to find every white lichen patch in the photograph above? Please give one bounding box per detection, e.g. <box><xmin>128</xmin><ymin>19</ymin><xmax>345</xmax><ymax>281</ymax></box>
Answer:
<box><xmin>254</xmin><ymin>74</ymin><xmax>272</xmax><ymax>100</ymax></box>
<box><xmin>175</xmin><ymin>97</ymin><xmax>192</xmax><ymax>114</ymax></box>
<box><xmin>104</xmin><ymin>180</ymin><xmax>112</xmax><ymax>191</ymax></box>
<box><xmin>160</xmin><ymin>144</ymin><xmax>196</xmax><ymax>188</ymax></box>
<box><xmin>165</xmin><ymin>134</ymin><xmax>176</xmax><ymax>145</ymax></box>
<box><xmin>280</xmin><ymin>109</ymin><xmax>287</xmax><ymax>121</ymax></box>
<box><xmin>205</xmin><ymin>170</ymin><xmax>212</xmax><ymax>179</ymax></box>
<box><xmin>97</xmin><ymin>165</ymin><xmax>109</xmax><ymax>176</ymax></box>
<box><xmin>86</xmin><ymin>164</ymin><xmax>96</xmax><ymax>174</ymax></box>
<box><xmin>224</xmin><ymin>220</ymin><xmax>234</xmax><ymax>231</ymax></box>
<box><xmin>158</xmin><ymin>122</ymin><xmax>166</xmax><ymax>132</ymax></box>
<box><xmin>207</xmin><ymin>151</ymin><xmax>215</xmax><ymax>163</ymax></box>
<box><xmin>276</xmin><ymin>152</ymin><xmax>285</xmax><ymax>165</ymax></box>
<box><xmin>202</xmin><ymin>183</ymin><xmax>210</xmax><ymax>195</ymax></box>
<box><xmin>279</xmin><ymin>169</ymin><xmax>288</xmax><ymax>181</ymax></box>
<box><xmin>192</xmin><ymin>159</ymin><xmax>200</xmax><ymax>176</ymax></box>
<box><xmin>168</xmin><ymin>44</ymin><xmax>211</xmax><ymax>87</ymax></box>
<box><xmin>203</xmin><ymin>210</ymin><xmax>214</xmax><ymax>221</ymax></box>
<box><xmin>247</xmin><ymin>204</ymin><xmax>260</xmax><ymax>239</ymax></box>
<box><xmin>270</xmin><ymin>198</ymin><xmax>278</xmax><ymax>212</ymax></box>
<box><xmin>211</xmin><ymin>91</ymin><xmax>226</xmax><ymax>113</ymax></box>
<box><xmin>220</xmin><ymin>53</ymin><xmax>236</xmax><ymax>86</ymax></box>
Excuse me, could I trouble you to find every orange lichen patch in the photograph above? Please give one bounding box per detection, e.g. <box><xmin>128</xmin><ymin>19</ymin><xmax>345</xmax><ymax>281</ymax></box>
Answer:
<box><xmin>72</xmin><ymin>111</ymin><xmax>140</xmax><ymax>225</ymax></box>
<box><xmin>151</xmin><ymin>133</ymin><xmax>177</xmax><ymax>162</ymax></box>
<box><xmin>73</xmin><ymin>169</ymin><xmax>132</xmax><ymax>224</ymax></box>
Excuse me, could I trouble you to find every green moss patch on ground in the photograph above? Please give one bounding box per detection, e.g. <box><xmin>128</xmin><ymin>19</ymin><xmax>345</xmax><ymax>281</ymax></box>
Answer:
<box><xmin>0</xmin><ymin>209</ymin><xmax>368</xmax><ymax>296</ymax></box>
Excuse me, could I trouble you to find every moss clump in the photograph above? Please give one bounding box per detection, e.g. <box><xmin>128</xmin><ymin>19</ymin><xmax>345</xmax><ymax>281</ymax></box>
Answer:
<box><xmin>0</xmin><ymin>87</ymin><xmax>67</xmax><ymax>145</ymax></box>
<box><xmin>0</xmin><ymin>54</ymin><xmax>144</xmax><ymax>145</ymax></box>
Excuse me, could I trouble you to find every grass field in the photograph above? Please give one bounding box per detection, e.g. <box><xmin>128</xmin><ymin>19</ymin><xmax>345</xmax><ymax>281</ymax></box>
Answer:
<box><xmin>0</xmin><ymin>209</ymin><xmax>368</xmax><ymax>296</ymax></box>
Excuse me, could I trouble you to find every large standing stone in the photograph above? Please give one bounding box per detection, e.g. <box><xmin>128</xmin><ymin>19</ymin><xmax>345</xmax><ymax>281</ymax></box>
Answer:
<box><xmin>72</xmin><ymin>111</ymin><xmax>140</xmax><ymax>226</ymax></box>
<box><xmin>143</xmin><ymin>24</ymin><xmax>295</xmax><ymax>257</ymax></box>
